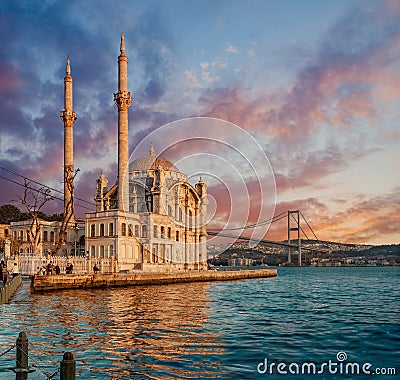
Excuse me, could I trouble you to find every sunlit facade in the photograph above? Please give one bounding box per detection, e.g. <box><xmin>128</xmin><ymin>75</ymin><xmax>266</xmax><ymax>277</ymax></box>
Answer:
<box><xmin>86</xmin><ymin>147</ymin><xmax>208</xmax><ymax>272</ymax></box>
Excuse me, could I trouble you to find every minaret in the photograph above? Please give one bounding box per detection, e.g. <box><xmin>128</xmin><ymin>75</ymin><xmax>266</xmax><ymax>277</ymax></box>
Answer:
<box><xmin>196</xmin><ymin>177</ymin><xmax>208</xmax><ymax>268</ymax></box>
<box><xmin>60</xmin><ymin>56</ymin><xmax>77</xmax><ymax>221</ymax></box>
<box><xmin>114</xmin><ymin>34</ymin><xmax>132</xmax><ymax>211</ymax></box>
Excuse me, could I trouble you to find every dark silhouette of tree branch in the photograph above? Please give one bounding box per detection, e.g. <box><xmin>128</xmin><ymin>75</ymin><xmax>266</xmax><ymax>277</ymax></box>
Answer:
<box><xmin>14</xmin><ymin>180</ymin><xmax>53</xmax><ymax>254</ymax></box>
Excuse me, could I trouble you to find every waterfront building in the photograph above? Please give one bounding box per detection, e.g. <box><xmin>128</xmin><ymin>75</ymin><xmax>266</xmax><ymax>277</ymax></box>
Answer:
<box><xmin>84</xmin><ymin>35</ymin><xmax>208</xmax><ymax>272</ymax></box>
<box><xmin>8</xmin><ymin>219</ymin><xmax>85</xmax><ymax>256</ymax></box>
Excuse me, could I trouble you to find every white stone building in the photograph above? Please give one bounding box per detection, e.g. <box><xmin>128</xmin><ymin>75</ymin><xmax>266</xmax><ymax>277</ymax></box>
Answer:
<box><xmin>86</xmin><ymin>147</ymin><xmax>208</xmax><ymax>271</ymax></box>
<box><xmin>8</xmin><ymin>219</ymin><xmax>85</xmax><ymax>256</ymax></box>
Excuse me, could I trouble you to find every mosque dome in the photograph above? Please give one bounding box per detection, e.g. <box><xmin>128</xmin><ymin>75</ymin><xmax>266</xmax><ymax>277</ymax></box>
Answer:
<box><xmin>129</xmin><ymin>145</ymin><xmax>180</xmax><ymax>173</ymax></box>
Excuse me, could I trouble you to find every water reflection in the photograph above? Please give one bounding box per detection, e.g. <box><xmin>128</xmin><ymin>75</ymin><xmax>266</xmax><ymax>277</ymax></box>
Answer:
<box><xmin>0</xmin><ymin>281</ymin><xmax>225</xmax><ymax>379</ymax></box>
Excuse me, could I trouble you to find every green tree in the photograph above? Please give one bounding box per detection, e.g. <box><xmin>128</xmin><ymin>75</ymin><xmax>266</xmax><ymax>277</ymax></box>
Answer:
<box><xmin>0</xmin><ymin>204</ymin><xmax>22</xmax><ymax>223</ymax></box>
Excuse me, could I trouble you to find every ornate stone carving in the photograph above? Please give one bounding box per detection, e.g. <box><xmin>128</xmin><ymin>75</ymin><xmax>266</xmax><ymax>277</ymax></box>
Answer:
<box><xmin>114</xmin><ymin>90</ymin><xmax>132</xmax><ymax>111</ymax></box>
<box><xmin>60</xmin><ymin>109</ymin><xmax>77</xmax><ymax>127</ymax></box>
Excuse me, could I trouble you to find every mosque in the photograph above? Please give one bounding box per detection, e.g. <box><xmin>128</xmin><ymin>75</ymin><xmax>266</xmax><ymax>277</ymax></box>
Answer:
<box><xmin>61</xmin><ymin>35</ymin><xmax>208</xmax><ymax>271</ymax></box>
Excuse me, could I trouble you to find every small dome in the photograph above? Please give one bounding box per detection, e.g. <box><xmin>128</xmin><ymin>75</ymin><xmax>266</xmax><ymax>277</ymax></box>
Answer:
<box><xmin>129</xmin><ymin>147</ymin><xmax>179</xmax><ymax>172</ymax></box>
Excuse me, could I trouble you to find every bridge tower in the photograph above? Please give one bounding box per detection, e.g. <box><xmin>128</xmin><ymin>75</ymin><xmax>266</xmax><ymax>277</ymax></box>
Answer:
<box><xmin>287</xmin><ymin>210</ymin><xmax>301</xmax><ymax>266</ymax></box>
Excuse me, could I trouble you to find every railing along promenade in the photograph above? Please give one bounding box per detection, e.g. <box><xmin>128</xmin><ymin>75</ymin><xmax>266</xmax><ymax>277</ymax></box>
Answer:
<box><xmin>1</xmin><ymin>331</ymin><xmax>76</xmax><ymax>379</ymax></box>
<box><xmin>7</xmin><ymin>254</ymin><xmax>116</xmax><ymax>276</ymax></box>
<box><xmin>0</xmin><ymin>274</ymin><xmax>22</xmax><ymax>304</ymax></box>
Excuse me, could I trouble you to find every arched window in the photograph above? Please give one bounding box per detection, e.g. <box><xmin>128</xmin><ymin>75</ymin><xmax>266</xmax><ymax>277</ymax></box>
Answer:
<box><xmin>189</xmin><ymin>210</ymin><xmax>192</xmax><ymax>230</ymax></box>
<box><xmin>90</xmin><ymin>246</ymin><xmax>95</xmax><ymax>257</ymax></box>
<box><xmin>128</xmin><ymin>224</ymin><xmax>133</xmax><ymax>237</ymax></box>
<box><xmin>141</xmin><ymin>225</ymin><xmax>147</xmax><ymax>238</ymax></box>
<box><xmin>90</xmin><ymin>224</ymin><xmax>96</xmax><ymax>237</ymax></box>
<box><xmin>50</xmin><ymin>231</ymin><xmax>55</xmax><ymax>243</ymax></box>
<box><xmin>153</xmin><ymin>226</ymin><xmax>158</xmax><ymax>238</ymax></box>
<box><xmin>161</xmin><ymin>226</ymin><xmax>165</xmax><ymax>238</ymax></box>
<box><xmin>100</xmin><ymin>224</ymin><xmax>105</xmax><ymax>237</ymax></box>
<box><xmin>135</xmin><ymin>225</ymin><xmax>139</xmax><ymax>237</ymax></box>
<box><xmin>121</xmin><ymin>223</ymin><xmax>126</xmax><ymax>236</ymax></box>
<box><xmin>43</xmin><ymin>231</ymin><xmax>48</xmax><ymax>242</ymax></box>
<box><xmin>109</xmin><ymin>245</ymin><xmax>114</xmax><ymax>257</ymax></box>
<box><xmin>167</xmin><ymin>227</ymin><xmax>171</xmax><ymax>239</ymax></box>
<box><xmin>108</xmin><ymin>223</ymin><xmax>114</xmax><ymax>236</ymax></box>
<box><xmin>100</xmin><ymin>245</ymin><xmax>105</xmax><ymax>258</ymax></box>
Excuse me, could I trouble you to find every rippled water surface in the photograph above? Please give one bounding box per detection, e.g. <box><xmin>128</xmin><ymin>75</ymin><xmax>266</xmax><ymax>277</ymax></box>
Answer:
<box><xmin>0</xmin><ymin>267</ymin><xmax>399</xmax><ymax>379</ymax></box>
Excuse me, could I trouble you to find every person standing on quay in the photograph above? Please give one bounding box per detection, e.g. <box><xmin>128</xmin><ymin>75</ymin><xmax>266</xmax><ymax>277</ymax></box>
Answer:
<box><xmin>12</xmin><ymin>263</ymin><xmax>19</xmax><ymax>278</ymax></box>
<box><xmin>1</xmin><ymin>260</ymin><xmax>8</xmax><ymax>286</ymax></box>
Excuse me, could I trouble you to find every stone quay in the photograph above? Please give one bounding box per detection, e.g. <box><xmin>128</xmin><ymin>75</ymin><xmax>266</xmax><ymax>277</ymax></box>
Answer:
<box><xmin>31</xmin><ymin>269</ymin><xmax>277</xmax><ymax>292</ymax></box>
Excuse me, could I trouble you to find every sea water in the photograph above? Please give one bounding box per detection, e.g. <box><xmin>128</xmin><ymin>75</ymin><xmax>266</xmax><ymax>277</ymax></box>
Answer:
<box><xmin>0</xmin><ymin>267</ymin><xmax>398</xmax><ymax>379</ymax></box>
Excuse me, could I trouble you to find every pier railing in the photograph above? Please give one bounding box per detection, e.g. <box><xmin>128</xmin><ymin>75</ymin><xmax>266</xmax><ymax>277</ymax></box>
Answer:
<box><xmin>5</xmin><ymin>255</ymin><xmax>115</xmax><ymax>276</ymax></box>
<box><xmin>0</xmin><ymin>274</ymin><xmax>22</xmax><ymax>304</ymax></box>
<box><xmin>1</xmin><ymin>331</ymin><xmax>76</xmax><ymax>379</ymax></box>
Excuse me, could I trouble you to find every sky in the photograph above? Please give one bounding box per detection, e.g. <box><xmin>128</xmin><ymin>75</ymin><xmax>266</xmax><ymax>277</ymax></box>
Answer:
<box><xmin>0</xmin><ymin>0</ymin><xmax>399</xmax><ymax>245</ymax></box>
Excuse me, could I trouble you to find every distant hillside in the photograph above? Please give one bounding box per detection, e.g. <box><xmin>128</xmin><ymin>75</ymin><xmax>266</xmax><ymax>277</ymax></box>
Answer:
<box><xmin>207</xmin><ymin>240</ymin><xmax>400</xmax><ymax>266</ymax></box>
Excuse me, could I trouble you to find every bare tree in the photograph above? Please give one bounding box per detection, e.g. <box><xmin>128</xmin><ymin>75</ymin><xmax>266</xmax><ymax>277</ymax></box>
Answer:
<box><xmin>52</xmin><ymin>166</ymin><xmax>79</xmax><ymax>256</ymax></box>
<box><xmin>15</xmin><ymin>180</ymin><xmax>53</xmax><ymax>254</ymax></box>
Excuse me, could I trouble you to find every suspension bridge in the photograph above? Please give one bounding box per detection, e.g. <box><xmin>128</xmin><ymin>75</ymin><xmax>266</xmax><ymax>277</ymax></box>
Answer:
<box><xmin>207</xmin><ymin>210</ymin><xmax>326</xmax><ymax>266</ymax></box>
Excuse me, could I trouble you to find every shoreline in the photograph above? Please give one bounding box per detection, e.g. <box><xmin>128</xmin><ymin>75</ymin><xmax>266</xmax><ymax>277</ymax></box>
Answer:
<box><xmin>31</xmin><ymin>268</ymin><xmax>277</xmax><ymax>292</ymax></box>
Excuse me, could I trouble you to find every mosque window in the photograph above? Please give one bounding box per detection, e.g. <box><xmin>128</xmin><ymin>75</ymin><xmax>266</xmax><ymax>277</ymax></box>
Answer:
<box><xmin>121</xmin><ymin>223</ymin><xmax>126</xmax><ymax>236</ymax></box>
